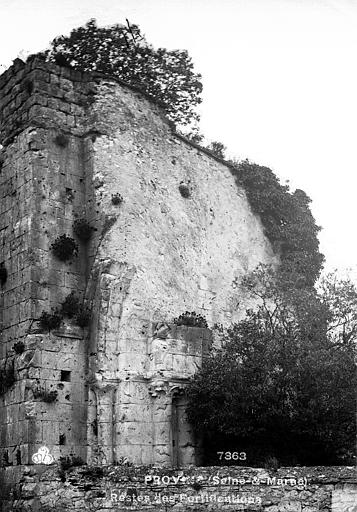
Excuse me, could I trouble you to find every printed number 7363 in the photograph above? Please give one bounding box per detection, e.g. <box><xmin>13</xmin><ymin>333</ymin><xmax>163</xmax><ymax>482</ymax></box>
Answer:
<box><xmin>217</xmin><ymin>451</ymin><xmax>246</xmax><ymax>460</ymax></box>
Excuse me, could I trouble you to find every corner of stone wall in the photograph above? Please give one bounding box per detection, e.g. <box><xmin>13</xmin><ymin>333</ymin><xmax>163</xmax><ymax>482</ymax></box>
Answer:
<box><xmin>0</xmin><ymin>57</ymin><xmax>104</xmax><ymax>490</ymax></box>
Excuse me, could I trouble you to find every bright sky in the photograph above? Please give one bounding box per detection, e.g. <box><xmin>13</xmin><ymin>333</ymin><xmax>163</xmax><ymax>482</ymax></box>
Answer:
<box><xmin>1</xmin><ymin>0</ymin><xmax>356</xmax><ymax>280</ymax></box>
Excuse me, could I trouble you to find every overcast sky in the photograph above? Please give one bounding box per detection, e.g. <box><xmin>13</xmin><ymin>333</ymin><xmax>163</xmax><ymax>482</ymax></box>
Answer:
<box><xmin>1</xmin><ymin>0</ymin><xmax>356</xmax><ymax>280</ymax></box>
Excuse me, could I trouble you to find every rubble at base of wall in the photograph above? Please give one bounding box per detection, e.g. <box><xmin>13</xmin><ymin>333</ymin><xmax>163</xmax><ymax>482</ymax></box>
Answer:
<box><xmin>0</xmin><ymin>465</ymin><xmax>355</xmax><ymax>512</ymax></box>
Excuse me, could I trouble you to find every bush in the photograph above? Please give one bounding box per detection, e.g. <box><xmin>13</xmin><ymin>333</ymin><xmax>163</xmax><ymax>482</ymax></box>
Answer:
<box><xmin>33</xmin><ymin>387</ymin><xmax>58</xmax><ymax>403</ymax></box>
<box><xmin>39</xmin><ymin>308</ymin><xmax>63</xmax><ymax>331</ymax></box>
<box><xmin>207</xmin><ymin>141</ymin><xmax>226</xmax><ymax>159</ymax></box>
<box><xmin>44</xmin><ymin>19</ymin><xmax>203</xmax><ymax>128</ymax></box>
<box><xmin>61</xmin><ymin>291</ymin><xmax>80</xmax><ymax>318</ymax></box>
<box><xmin>186</xmin><ymin>270</ymin><xmax>357</xmax><ymax>466</ymax></box>
<box><xmin>73</xmin><ymin>218</ymin><xmax>93</xmax><ymax>242</ymax></box>
<box><xmin>111</xmin><ymin>193</ymin><xmax>123</xmax><ymax>206</ymax></box>
<box><xmin>173</xmin><ymin>311</ymin><xmax>208</xmax><ymax>328</ymax></box>
<box><xmin>13</xmin><ymin>341</ymin><xmax>25</xmax><ymax>354</ymax></box>
<box><xmin>50</xmin><ymin>235</ymin><xmax>78</xmax><ymax>261</ymax></box>
<box><xmin>75</xmin><ymin>307</ymin><xmax>91</xmax><ymax>328</ymax></box>
<box><xmin>178</xmin><ymin>184</ymin><xmax>190</xmax><ymax>198</ymax></box>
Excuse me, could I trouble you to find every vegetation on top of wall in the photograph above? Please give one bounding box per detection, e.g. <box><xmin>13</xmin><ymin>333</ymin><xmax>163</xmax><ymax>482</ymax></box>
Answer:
<box><xmin>173</xmin><ymin>311</ymin><xmax>208</xmax><ymax>328</ymax></box>
<box><xmin>38</xmin><ymin>18</ymin><xmax>203</xmax><ymax>129</ymax></box>
<box><xmin>207</xmin><ymin>141</ymin><xmax>226</xmax><ymax>159</ymax></box>
<box><xmin>229</xmin><ymin>159</ymin><xmax>324</xmax><ymax>287</ymax></box>
<box><xmin>178</xmin><ymin>134</ymin><xmax>324</xmax><ymax>288</ymax></box>
<box><xmin>50</xmin><ymin>235</ymin><xmax>78</xmax><ymax>262</ymax></box>
<box><xmin>73</xmin><ymin>218</ymin><xmax>94</xmax><ymax>242</ymax></box>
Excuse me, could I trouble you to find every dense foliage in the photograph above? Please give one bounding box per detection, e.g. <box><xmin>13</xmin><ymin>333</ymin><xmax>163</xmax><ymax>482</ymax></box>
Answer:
<box><xmin>41</xmin><ymin>19</ymin><xmax>203</xmax><ymax>128</ymax></box>
<box><xmin>50</xmin><ymin>234</ymin><xmax>78</xmax><ymax>262</ymax></box>
<box><xmin>230</xmin><ymin>160</ymin><xmax>324</xmax><ymax>286</ymax></box>
<box><xmin>186</xmin><ymin>266</ymin><xmax>357</xmax><ymax>466</ymax></box>
<box><xmin>173</xmin><ymin>311</ymin><xmax>208</xmax><ymax>328</ymax></box>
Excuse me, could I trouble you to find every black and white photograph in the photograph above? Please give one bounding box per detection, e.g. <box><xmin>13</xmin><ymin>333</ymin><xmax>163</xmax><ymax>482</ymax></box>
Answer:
<box><xmin>0</xmin><ymin>1</ymin><xmax>356</xmax><ymax>511</ymax></box>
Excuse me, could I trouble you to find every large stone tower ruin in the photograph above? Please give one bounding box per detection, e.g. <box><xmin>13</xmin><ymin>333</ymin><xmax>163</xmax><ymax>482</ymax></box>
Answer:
<box><xmin>0</xmin><ymin>57</ymin><xmax>275</xmax><ymax>482</ymax></box>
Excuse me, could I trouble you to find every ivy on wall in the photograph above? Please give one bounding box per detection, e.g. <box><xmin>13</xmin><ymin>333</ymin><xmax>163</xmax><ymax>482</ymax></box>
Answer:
<box><xmin>229</xmin><ymin>159</ymin><xmax>324</xmax><ymax>287</ymax></box>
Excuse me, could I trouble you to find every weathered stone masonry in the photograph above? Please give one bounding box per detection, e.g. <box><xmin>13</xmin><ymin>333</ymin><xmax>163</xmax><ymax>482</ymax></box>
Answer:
<box><xmin>0</xmin><ymin>56</ymin><xmax>278</xmax><ymax>504</ymax></box>
<box><xmin>4</xmin><ymin>465</ymin><xmax>357</xmax><ymax>512</ymax></box>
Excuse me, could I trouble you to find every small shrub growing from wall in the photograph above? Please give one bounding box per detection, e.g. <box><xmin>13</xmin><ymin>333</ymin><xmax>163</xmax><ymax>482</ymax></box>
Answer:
<box><xmin>173</xmin><ymin>311</ymin><xmax>208</xmax><ymax>328</ymax></box>
<box><xmin>39</xmin><ymin>308</ymin><xmax>63</xmax><ymax>331</ymax></box>
<box><xmin>61</xmin><ymin>291</ymin><xmax>80</xmax><ymax>318</ymax></box>
<box><xmin>111</xmin><ymin>193</ymin><xmax>123</xmax><ymax>206</ymax></box>
<box><xmin>75</xmin><ymin>307</ymin><xmax>91</xmax><ymax>328</ymax></box>
<box><xmin>33</xmin><ymin>387</ymin><xmax>58</xmax><ymax>403</ymax></box>
<box><xmin>178</xmin><ymin>183</ymin><xmax>190</xmax><ymax>198</ymax></box>
<box><xmin>73</xmin><ymin>218</ymin><xmax>93</xmax><ymax>242</ymax></box>
<box><xmin>13</xmin><ymin>341</ymin><xmax>25</xmax><ymax>354</ymax></box>
<box><xmin>50</xmin><ymin>235</ymin><xmax>78</xmax><ymax>261</ymax></box>
<box><xmin>0</xmin><ymin>266</ymin><xmax>8</xmax><ymax>286</ymax></box>
<box><xmin>61</xmin><ymin>292</ymin><xmax>91</xmax><ymax>327</ymax></box>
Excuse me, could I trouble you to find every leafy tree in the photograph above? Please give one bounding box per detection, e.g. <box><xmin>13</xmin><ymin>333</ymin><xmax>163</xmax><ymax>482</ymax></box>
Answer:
<box><xmin>41</xmin><ymin>19</ymin><xmax>203</xmax><ymax>128</ymax></box>
<box><xmin>229</xmin><ymin>160</ymin><xmax>324</xmax><ymax>286</ymax></box>
<box><xmin>186</xmin><ymin>266</ymin><xmax>357</xmax><ymax>466</ymax></box>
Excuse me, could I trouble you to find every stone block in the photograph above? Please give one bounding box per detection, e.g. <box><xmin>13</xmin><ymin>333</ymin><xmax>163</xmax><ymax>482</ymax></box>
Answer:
<box><xmin>119</xmin><ymin>380</ymin><xmax>148</xmax><ymax>404</ymax></box>
<box><xmin>119</xmin><ymin>422</ymin><xmax>153</xmax><ymax>445</ymax></box>
<box><xmin>118</xmin><ymin>352</ymin><xmax>147</xmax><ymax>374</ymax></box>
<box><xmin>116</xmin><ymin>402</ymin><xmax>151</xmax><ymax>423</ymax></box>
<box><xmin>42</xmin><ymin>420</ymin><xmax>59</xmax><ymax>445</ymax></box>
<box><xmin>153</xmin><ymin>421</ymin><xmax>171</xmax><ymax>445</ymax></box>
<box><xmin>152</xmin><ymin>444</ymin><xmax>171</xmax><ymax>466</ymax></box>
<box><xmin>279</xmin><ymin>502</ymin><xmax>302</xmax><ymax>512</ymax></box>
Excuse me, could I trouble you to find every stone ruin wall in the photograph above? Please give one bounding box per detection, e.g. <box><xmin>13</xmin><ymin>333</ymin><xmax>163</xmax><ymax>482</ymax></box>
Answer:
<box><xmin>3</xmin><ymin>465</ymin><xmax>357</xmax><ymax>512</ymax></box>
<box><xmin>0</xmin><ymin>57</ymin><xmax>276</xmax><ymax>486</ymax></box>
